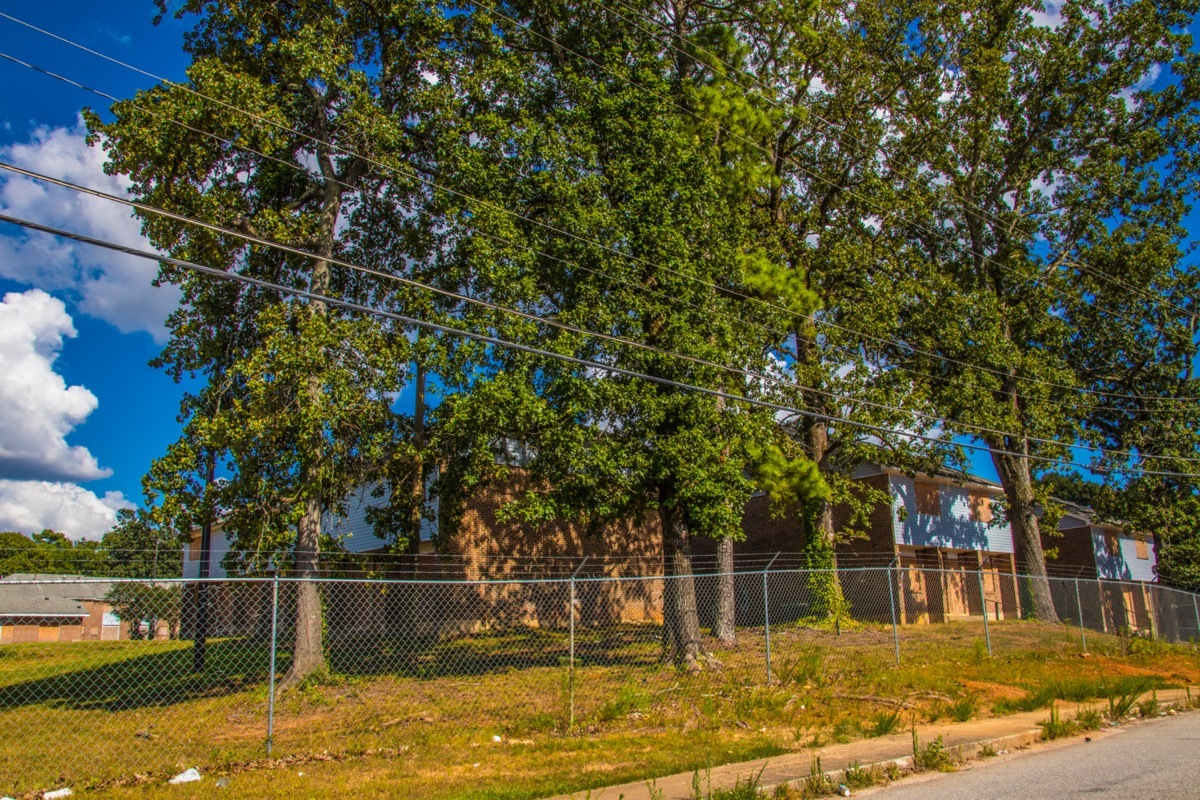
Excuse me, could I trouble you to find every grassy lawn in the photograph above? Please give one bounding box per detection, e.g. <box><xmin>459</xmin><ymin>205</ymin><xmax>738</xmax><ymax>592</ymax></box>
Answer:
<box><xmin>1</xmin><ymin>618</ymin><xmax>1197</xmax><ymax>799</ymax></box>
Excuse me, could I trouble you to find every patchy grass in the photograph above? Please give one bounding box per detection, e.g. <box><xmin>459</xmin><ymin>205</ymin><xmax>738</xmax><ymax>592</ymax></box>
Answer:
<box><xmin>0</xmin><ymin>618</ymin><xmax>1196</xmax><ymax>798</ymax></box>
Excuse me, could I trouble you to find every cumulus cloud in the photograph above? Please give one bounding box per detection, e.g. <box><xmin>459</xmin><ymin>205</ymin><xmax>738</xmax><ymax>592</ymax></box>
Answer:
<box><xmin>0</xmin><ymin>480</ymin><xmax>132</xmax><ymax>540</ymax></box>
<box><xmin>0</xmin><ymin>289</ymin><xmax>109</xmax><ymax>481</ymax></box>
<box><xmin>0</xmin><ymin>118</ymin><xmax>178</xmax><ymax>341</ymax></box>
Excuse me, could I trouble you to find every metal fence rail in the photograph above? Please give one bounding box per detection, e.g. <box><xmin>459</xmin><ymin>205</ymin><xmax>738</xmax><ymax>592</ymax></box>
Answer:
<box><xmin>0</xmin><ymin>567</ymin><xmax>1196</xmax><ymax>794</ymax></box>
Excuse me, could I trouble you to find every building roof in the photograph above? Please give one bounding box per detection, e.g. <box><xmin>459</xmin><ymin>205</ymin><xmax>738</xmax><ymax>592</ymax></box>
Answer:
<box><xmin>0</xmin><ymin>574</ymin><xmax>119</xmax><ymax>618</ymax></box>
<box><xmin>858</xmin><ymin>461</ymin><xmax>1005</xmax><ymax>492</ymax></box>
<box><xmin>1054</xmin><ymin>499</ymin><xmax>1126</xmax><ymax>532</ymax></box>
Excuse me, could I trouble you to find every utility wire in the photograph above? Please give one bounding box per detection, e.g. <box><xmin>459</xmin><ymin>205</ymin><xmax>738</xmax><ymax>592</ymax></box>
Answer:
<box><xmin>1</xmin><ymin>210</ymin><xmax>1196</xmax><ymax>478</ymax></box>
<box><xmin>0</xmin><ymin>13</ymin><xmax>1193</xmax><ymax>404</ymax></box>
<box><xmin>9</xmin><ymin>161</ymin><xmax>1199</xmax><ymax>465</ymax></box>
<box><xmin>0</xmin><ymin>53</ymin><xmax>1174</xmax><ymax>424</ymax></box>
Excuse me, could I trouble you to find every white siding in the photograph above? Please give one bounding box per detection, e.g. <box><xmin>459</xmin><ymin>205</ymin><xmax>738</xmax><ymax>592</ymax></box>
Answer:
<box><xmin>322</xmin><ymin>482</ymin><xmax>437</xmax><ymax>553</ymax></box>
<box><xmin>181</xmin><ymin>530</ymin><xmax>234</xmax><ymax>580</ymax></box>
<box><xmin>182</xmin><ymin>482</ymin><xmax>439</xmax><ymax>578</ymax></box>
<box><xmin>1092</xmin><ymin>527</ymin><xmax>1157</xmax><ymax>582</ymax></box>
<box><xmin>890</xmin><ymin>475</ymin><xmax>1015</xmax><ymax>553</ymax></box>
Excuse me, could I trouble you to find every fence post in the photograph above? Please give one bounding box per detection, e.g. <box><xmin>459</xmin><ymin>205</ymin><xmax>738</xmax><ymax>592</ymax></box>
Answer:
<box><xmin>1097</xmin><ymin>576</ymin><xmax>1108</xmax><ymax>633</ymax></box>
<box><xmin>886</xmin><ymin>564</ymin><xmax>901</xmax><ymax>665</ymax></box>
<box><xmin>1192</xmin><ymin>592</ymin><xmax>1200</xmax><ymax>647</ymax></box>
<box><xmin>763</xmin><ymin>552</ymin><xmax>780</xmax><ymax>683</ymax></box>
<box><xmin>266</xmin><ymin>573</ymin><xmax>279</xmax><ymax>758</ymax></box>
<box><xmin>977</xmin><ymin>569</ymin><xmax>992</xmax><ymax>658</ymax></box>
<box><xmin>1074</xmin><ymin>577</ymin><xmax>1087</xmax><ymax>654</ymax></box>
<box><xmin>569</xmin><ymin>557</ymin><xmax>588</xmax><ymax>728</ymax></box>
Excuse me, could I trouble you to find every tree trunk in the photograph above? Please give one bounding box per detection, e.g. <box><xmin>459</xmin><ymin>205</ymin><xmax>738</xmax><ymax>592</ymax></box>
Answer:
<box><xmin>282</xmin><ymin>495</ymin><xmax>326</xmax><ymax>689</ymax></box>
<box><xmin>713</xmin><ymin>536</ymin><xmax>736</xmax><ymax>646</ymax></box>
<box><xmin>660</xmin><ymin>495</ymin><xmax>706</xmax><ymax>669</ymax></box>
<box><xmin>991</xmin><ymin>447</ymin><xmax>1059</xmax><ymax>623</ymax></box>
<box><xmin>804</xmin><ymin>409</ymin><xmax>844</xmax><ymax>619</ymax></box>
<box><xmin>407</xmin><ymin>361</ymin><xmax>426</xmax><ymax>558</ymax></box>
<box><xmin>712</xmin><ymin>387</ymin><xmax>736</xmax><ymax>647</ymax></box>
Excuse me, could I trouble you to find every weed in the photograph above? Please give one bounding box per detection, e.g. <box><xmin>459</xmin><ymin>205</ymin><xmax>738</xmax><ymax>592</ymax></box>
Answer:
<box><xmin>774</xmin><ymin>646</ymin><xmax>826</xmax><ymax>687</ymax></box>
<box><xmin>867</xmin><ymin>708</ymin><xmax>903</xmax><ymax>738</ymax></box>
<box><xmin>946</xmin><ymin>695</ymin><xmax>978</xmax><ymax>722</ymax></box>
<box><xmin>1138</xmin><ymin>690</ymin><xmax>1159</xmax><ymax>718</ymax></box>
<box><xmin>599</xmin><ymin>681</ymin><xmax>650</xmax><ymax>722</ymax></box>
<box><xmin>830</xmin><ymin>717</ymin><xmax>858</xmax><ymax>743</ymax></box>
<box><xmin>707</xmin><ymin>767</ymin><xmax>765</xmax><ymax>800</ymax></box>
<box><xmin>843</xmin><ymin>762</ymin><xmax>881</xmax><ymax>789</ymax></box>
<box><xmin>978</xmin><ymin>743</ymin><xmax>997</xmax><ymax>758</ymax></box>
<box><xmin>1074</xmin><ymin>706</ymin><xmax>1103</xmax><ymax>730</ymax></box>
<box><xmin>1039</xmin><ymin>703</ymin><xmax>1078</xmax><ymax>740</ymax></box>
<box><xmin>912</xmin><ymin>728</ymin><xmax>952</xmax><ymax>772</ymax></box>
<box><xmin>804</xmin><ymin>757</ymin><xmax>836</xmax><ymax>796</ymax></box>
<box><xmin>1109</xmin><ymin>678</ymin><xmax>1155</xmax><ymax>720</ymax></box>
<box><xmin>972</xmin><ymin>638</ymin><xmax>990</xmax><ymax>662</ymax></box>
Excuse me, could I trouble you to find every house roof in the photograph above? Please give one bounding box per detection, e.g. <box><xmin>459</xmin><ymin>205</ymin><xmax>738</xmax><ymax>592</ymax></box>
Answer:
<box><xmin>1054</xmin><ymin>499</ymin><xmax>1126</xmax><ymax>532</ymax></box>
<box><xmin>860</xmin><ymin>461</ymin><xmax>1004</xmax><ymax>492</ymax></box>
<box><xmin>0</xmin><ymin>574</ymin><xmax>119</xmax><ymax>618</ymax></box>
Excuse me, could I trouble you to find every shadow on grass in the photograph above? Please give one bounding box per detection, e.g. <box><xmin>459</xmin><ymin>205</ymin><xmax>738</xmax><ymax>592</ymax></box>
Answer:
<box><xmin>0</xmin><ymin>625</ymin><xmax>676</xmax><ymax>712</ymax></box>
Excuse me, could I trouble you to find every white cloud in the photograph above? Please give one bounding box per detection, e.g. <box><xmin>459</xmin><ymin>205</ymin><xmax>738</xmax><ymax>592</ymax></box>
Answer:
<box><xmin>0</xmin><ymin>118</ymin><xmax>178</xmax><ymax>342</ymax></box>
<box><xmin>0</xmin><ymin>480</ymin><xmax>132</xmax><ymax>540</ymax></box>
<box><xmin>0</xmin><ymin>289</ymin><xmax>109</xmax><ymax>482</ymax></box>
<box><xmin>1031</xmin><ymin>0</ymin><xmax>1064</xmax><ymax>29</ymax></box>
<box><xmin>1118</xmin><ymin>63</ymin><xmax>1162</xmax><ymax>111</ymax></box>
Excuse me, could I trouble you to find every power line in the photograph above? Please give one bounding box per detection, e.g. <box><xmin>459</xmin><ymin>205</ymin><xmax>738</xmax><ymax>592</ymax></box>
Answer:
<box><xmin>0</xmin><ymin>15</ymin><xmax>1193</xmax><ymax>405</ymax></box>
<box><xmin>1</xmin><ymin>210</ymin><xmax>1196</xmax><ymax>478</ymax></box>
<box><xmin>0</xmin><ymin>47</ymin><xmax>1161</xmax><ymax>419</ymax></box>
<box><xmin>10</xmin><ymin>161</ymin><xmax>1199</xmax><ymax>465</ymax></box>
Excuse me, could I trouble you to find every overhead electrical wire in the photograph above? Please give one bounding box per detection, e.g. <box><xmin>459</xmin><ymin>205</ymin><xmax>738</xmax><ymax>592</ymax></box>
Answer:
<box><xmin>7</xmin><ymin>160</ymin><xmax>1199</xmax><ymax>465</ymax></box>
<box><xmin>0</xmin><ymin>13</ymin><xmax>1193</xmax><ymax>405</ymax></box>
<box><xmin>0</xmin><ymin>210</ymin><xmax>1195</xmax><ymax>478</ymax></box>
<box><xmin>0</xmin><ymin>48</ymin><xmax>1153</xmax><ymax>420</ymax></box>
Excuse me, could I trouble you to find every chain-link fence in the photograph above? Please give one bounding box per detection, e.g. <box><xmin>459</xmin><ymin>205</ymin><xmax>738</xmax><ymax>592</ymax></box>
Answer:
<box><xmin>1</xmin><ymin>567</ymin><xmax>1198</xmax><ymax>794</ymax></box>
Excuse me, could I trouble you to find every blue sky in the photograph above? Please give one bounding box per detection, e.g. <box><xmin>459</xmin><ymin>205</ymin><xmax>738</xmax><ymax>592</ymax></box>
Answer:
<box><xmin>0</xmin><ymin>1</ymin><xmax>1180</xmax><ymax>539</ymax></box>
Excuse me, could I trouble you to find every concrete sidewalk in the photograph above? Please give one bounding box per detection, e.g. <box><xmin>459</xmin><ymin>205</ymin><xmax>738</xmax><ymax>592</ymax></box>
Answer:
<box><xmin>546</xmin><ymin>688</ymin><xmax>1194</xmax><ymax>800</ymax></box>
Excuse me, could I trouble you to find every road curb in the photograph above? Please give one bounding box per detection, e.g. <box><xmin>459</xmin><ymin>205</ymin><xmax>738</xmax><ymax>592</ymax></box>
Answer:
<box><xmin>759</xmin><ymin>727</ymin><xmax>1045</xmax><ymax>796</ymax></box>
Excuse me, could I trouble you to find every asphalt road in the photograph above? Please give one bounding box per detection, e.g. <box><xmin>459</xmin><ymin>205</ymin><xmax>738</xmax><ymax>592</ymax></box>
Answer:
<box><xmin>861</xmin><ymin>712</ymin><xmax>1200</xmax><ymax>800</ymax></box>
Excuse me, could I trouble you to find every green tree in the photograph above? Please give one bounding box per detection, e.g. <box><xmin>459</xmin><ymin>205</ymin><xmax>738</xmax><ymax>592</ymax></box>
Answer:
<box><xmin>417</xmin><ymin>0</ymin><xmax>825</xmax><ymax>666</ymax></box>
<box><xmin>105</xmin><ymin>583</ymin><xmax>183</xmax><ymax>640</ymax></box>
<box><xmin>884</xmin><ymin>0</ymin><xmax>1200</xmax><ymax>619</ymax></box>
<box><xmin>95</xmin><ymin>0</ymin><xmax>464</xmax><ymax>686</ymax></box>
<box><xmin>99</xmin><ymin>508</ymin><xmax>183</xmax><ymax>579</ymax></box>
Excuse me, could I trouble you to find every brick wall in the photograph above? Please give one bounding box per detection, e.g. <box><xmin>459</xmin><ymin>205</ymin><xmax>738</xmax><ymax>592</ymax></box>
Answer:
<box><xmin>1048</xmin><ymin>525</ymin><xmax>1099</xmax><ymax>578</ymax></box>
<box><xmin>834</xmin><ymin>473</ymin><xmax>896</xmax><ymax>561</ymax></box>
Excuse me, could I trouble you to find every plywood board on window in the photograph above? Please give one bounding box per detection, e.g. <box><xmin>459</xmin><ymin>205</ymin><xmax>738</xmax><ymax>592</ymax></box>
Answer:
<box><xmin>1135</xmin><ymin>534</ymin><xmax>1150</xmax><ymax>560</ymax></box>
<box><xmin>915</xmin><ymin>481</ymin><xmax>941</xmax><ymax>516</ymax></box>
<box><xmin>968</xmin><ymin>491</ymin><xmax>994</xmax><ymax>523</ymax></box>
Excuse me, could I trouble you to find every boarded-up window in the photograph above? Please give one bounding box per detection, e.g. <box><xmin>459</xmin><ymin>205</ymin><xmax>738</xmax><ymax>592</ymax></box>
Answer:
<box><xmin>1135</xmin><ymin>534</ymin><xmax>1150</xmax><ymax>560</ymax></box>
<box><xmin>37</xmin><ymin>625</ymin><xmax>58</xmax><ymax>642</ymax></box>
<box><xmin>915</xmin><ymin>481</ymin><xmax>942</xmax><ymax>517</ymax></box>
<box><xmin>968</xmin><ymin>491</ymin><xmax>994</xmax><ymax>523</ymax></box>
<box><xmin>189</xmin><ymin>535</ymin><xmax>201</xmax><ymax>561</ymax></box>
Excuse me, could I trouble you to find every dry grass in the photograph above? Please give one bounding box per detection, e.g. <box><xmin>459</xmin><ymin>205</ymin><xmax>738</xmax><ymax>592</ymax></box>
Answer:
<box><xmin>0</xmin><ymin>617</ymin><xmax>1196</xmax><ymax>799</ymax></box>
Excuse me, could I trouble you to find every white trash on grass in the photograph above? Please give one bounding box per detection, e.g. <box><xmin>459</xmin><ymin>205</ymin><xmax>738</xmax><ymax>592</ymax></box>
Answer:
<box><xmin>168</xmin><ymin>768</ymin><xmax>202</xmax><ymax>785</ymax></box>
<box><xmin>43</xmin><ymin>790</ymin><xmax>73</xmax><ymax>799</ymax></box>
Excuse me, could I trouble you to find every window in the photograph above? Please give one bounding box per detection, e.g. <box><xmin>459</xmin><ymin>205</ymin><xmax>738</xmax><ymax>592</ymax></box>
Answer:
<box><xmin>915</xmin><ymin>481</ymin><xmax>941</xmax><ymax>517</ymax></box>
<box><xmin>1106</xmin><ymin>533</ymin><xmax>1121</xmax><ymax>557</ymax></box>
<box><xmin>1135</xmin><ymin>534</ymin><xmax>1150</xmax><ymax>560</ymax></box>
<box><xmin>968</xmin><ymin>491</ymin><xmax>994</xmax><ymax>524</ymax></box>
<box><xmin>189</xmin><ymin>536</ymin><xmax>201</xmax><ymax>561</ymax></box>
